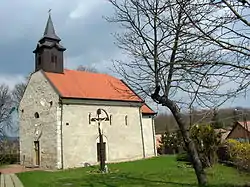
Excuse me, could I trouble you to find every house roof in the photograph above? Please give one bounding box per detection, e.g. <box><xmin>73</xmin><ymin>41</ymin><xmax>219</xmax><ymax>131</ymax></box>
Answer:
<box><xmin>225</xmin><ymin>121</ymin><xmax>250</xmax><ymax>139</ymax></box>
<box><xmin>237</xmin><ymin>121</ymin><xmax>250</xmax><ymax>132</ymax></box>
<box><xmin>214</xmin><ymin>128</ymin><xmax>228</xmax><ymax>134</ymax></box>
<box><xmin>141</xmin><ymin>103</ymin><xmax>156</xmax><ymax>115</ymax></box>
<box><xmin>214</xmin><ymin>128</ymin><xmax>230</xmax><ymax>142</ymax></box>
<box><xmin>44</xmin><ymin>69</ymin><xmax>143</xmax><ymax>103</ymax></box>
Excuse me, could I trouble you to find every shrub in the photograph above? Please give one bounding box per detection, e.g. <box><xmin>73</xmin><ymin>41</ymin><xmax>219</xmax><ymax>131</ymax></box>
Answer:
<box><xmin>159</xmin><ymin>131</ymin><xmax>184</xmax><ymax>155</ymax></box>
<box><xmin>224</xmin><ymin>139</ymin><xmax>250</xmax><ymax>171</ymax></box>
<box><xmin>190</xmin><ymin>124</ymin><xmax>221</xmax><ymax>167</ymax></box>
<box><xmin>0</xmin><ymin>153</ymin><xmax>20</xmax><ymax>165</ymax></box>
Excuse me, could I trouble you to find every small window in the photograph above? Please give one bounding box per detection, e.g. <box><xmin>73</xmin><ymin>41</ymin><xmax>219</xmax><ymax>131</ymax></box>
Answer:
<box><xmin>55</xmin><ymin>56</ymin><xmax>57</xmax><ymax>63</ymax></box>
<box><xmin>125</xmin><ymin>115</ymin><xmax>128</xmax><ymax>126</ymax></box>
<box><xmin>89</xmin><ymin>113</ymin><xmax>91</xmax><ymax>124</ymax></box>
<box><xmin>66</xmin><ymin>122</ymin><xmax>69</xmax><ymax>126</ymax></box>
<box><xmin>110</xmin><ymin>115</ymin><xmax>112</xmax><ymax>125</ymax></box>
<box><xmin>49</xmin><ymin>101</ymin><xmax>53</xmax><ymax>107</ymax></box>
<box><xmin>34</xmin><ymin>112</ymin><xmax>39</xmax><ymax>118</ymax></box>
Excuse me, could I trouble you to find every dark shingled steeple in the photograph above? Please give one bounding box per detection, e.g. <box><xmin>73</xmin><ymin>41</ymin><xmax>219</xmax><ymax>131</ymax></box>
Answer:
<box><xmin>41</xmin><ymin>14</ymin><xmax>61</xmax><ymax>42</ymax></box>
<box><xmin>33</xmin><ymin>13</ymin><xmax>66</xmax><ymax>73</ymax></box>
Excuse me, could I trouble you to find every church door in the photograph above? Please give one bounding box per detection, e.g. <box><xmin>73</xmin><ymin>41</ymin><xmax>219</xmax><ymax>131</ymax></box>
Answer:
<box><xmin>34</xmin><ymin>141</ymin><xmax>40</xmax><ymax>166</ymax></box>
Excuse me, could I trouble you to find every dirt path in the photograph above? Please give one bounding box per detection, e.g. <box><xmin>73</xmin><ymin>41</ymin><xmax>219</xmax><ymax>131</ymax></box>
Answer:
<box><xmin>0</xmin><ymin>165</ymin><xmax>41</xmax><ymax>174</ymax></box>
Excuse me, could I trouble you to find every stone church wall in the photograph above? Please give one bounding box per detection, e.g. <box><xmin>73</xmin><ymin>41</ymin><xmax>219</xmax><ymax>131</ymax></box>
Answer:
<box><xmin>19</xmin><ymin>71</ymin><xmax>59</xmax><ymax>169</ymax></box>
<box><xmin>61</xmin><ymin>101</ymin><xmax>145</xmax><ymax>169</ymax></box>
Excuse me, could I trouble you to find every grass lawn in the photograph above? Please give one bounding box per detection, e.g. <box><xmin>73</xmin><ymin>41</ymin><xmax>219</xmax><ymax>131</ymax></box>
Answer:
<box><xmin>17</xmin><ymin>155</ymin><xmax>250</xmax><ymax>187</ymax></box>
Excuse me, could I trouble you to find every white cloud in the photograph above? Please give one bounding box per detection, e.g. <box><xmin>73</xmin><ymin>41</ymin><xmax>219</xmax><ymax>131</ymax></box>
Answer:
<box><xmin>69</xmin><ymin>0</ymin><xmax>108</xmax><ymax>19</ymax></box>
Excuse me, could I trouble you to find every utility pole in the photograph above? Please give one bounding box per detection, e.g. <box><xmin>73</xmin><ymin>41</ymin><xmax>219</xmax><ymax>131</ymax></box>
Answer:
<box><xmin>243</xmin><ymin>111</ymin><xmax>249</xmax><ymax>143</ymax></box>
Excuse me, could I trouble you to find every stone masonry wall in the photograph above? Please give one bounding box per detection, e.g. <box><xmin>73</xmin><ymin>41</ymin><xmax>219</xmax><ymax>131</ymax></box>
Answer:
<box><xmin>19</xmin><ymin>71</ymin><xmax>59</xmax><ymax>169</ymax></box>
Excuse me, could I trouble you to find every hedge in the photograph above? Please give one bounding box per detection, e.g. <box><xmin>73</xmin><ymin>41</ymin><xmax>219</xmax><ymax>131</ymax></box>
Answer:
<box><xmin>218</xmin><ymin>139</ymin><xmax>250</xmax><ymax>172</ymax></box>
<box><xmin>0</xmin><ymin>153</ymin><xmax>20</xmax><ymax>165</ymax></box>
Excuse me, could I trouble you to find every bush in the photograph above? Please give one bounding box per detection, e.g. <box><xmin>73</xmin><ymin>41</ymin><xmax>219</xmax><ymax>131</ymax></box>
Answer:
<box><xmin>190</xmin><ymin>124</ymin><xmax>221</xmax><ymax>167</ymax></box>
<box><xmin>222</xmin><ymin>139</ymin><xmax>250</xmax><ymax>172</ymax></box>
<box><xmin>0</xmin><ymin>153</ymin><xmax>20</xmax><ymax>165</ymax></box>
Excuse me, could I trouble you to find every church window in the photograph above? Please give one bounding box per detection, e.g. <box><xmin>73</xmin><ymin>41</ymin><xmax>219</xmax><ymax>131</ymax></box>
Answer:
<box><xmin>125</xmin><ymin>115</ymin><xmax>128</xmax><ymax>126</ymax></box>
<box><xmin>109</xmin><ymin>115</ymin><xmax>112</xmax><ymax>125</ymax></box>
<box><xmin>89</xmin><ymin>113</ymin><xmax>91</xmax><ymax>124</ymax></box>
<box><xmin>34</xmin><ymin>112</ymin><xmax>39</xmax><ymax>118</ymax></box>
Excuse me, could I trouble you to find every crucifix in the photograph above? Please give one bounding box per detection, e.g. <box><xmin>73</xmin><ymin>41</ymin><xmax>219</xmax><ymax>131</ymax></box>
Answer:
<box><xmin>91</xmin><ymin>108</ymin><xmax>109</xmax><ymax>172</ymax></box>
<box><xmin>48</xmin><ymin>9</ymin><xmax>52</xmax><ymax>14</ymax></box>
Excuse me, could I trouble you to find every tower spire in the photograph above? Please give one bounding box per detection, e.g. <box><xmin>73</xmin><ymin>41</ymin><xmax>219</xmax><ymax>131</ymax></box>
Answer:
<box><xmin>42</xmin><ymin>10</ymin><xmax>61</xmax><ymax>41</ymax></box>
<box><xmin>33</xmin><ymin>12</ymin><xmax>66</xmax><ymax>74</ymax></box>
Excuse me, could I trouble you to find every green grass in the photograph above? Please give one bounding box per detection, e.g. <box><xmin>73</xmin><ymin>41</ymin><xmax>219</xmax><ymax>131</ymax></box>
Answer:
<box><xmin>17</xmin><ymin>156</ymin><xmax>250</xmax><ymax>187</ymax></box>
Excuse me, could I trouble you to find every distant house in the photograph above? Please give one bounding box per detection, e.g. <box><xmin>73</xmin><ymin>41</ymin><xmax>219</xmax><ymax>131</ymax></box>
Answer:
<box><xmin>214</xmin><ymin>128</ymin><xmax>230</xmax><ymax>143</ymax></box>
<box><xmin>226</xmin><ymin>121</ymin><xmax>250</xmax><ymax>142</ymax></box>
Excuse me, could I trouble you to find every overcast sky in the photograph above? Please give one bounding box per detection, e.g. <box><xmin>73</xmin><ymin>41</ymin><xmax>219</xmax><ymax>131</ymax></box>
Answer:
<box><xmin>0</xmin><ymin>0</ymin><xmax>249</xmax><ymax>111</ymax></box>
<box><xmin>0</xmin><ymin>0</ymin><xmax>120</xmax><ymax>87</ymax></box>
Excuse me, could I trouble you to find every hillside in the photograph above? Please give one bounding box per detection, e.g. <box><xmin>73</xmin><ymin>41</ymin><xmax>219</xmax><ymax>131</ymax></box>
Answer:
<box><xmin>155</xmin><ymin>107</ymin><xmax>250</xmax><ymax>134</ymax></box>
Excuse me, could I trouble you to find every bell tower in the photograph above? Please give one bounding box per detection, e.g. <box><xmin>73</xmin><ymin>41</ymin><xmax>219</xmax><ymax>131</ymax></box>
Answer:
<box><xmin>33</xmin><ymin>13</ymin><xmax>66</xmax><ymax>73</ymax></box>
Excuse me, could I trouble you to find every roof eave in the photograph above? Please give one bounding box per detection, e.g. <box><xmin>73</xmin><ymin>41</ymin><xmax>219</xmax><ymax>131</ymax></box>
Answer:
<box><xmin>60</xmin><ymin>96</ymin><xmax>143</xmax><ymax>103</ymax></box>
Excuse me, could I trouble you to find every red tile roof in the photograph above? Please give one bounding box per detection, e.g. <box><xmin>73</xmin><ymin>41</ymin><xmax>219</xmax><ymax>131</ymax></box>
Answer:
<box><xmin>238</xmin><ymin>121</ymin><xmax>250</xmax><ymax>132</ymax></box>
<box><xmin>141</xmin><ymin>103</ymin><xmax>156</xmax><ymax>115</ymax></box>
<box><xmin>44</xmin><ymin>69</ymin><xmax>143</xmax><ymax>102</ymax></box>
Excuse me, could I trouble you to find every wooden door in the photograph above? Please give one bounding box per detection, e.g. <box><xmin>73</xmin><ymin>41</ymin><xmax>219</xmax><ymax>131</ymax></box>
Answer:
<box><xmin>34</xmin><ymin>141</ymin><xmax>40</xmax><ymax>166</ymax></box>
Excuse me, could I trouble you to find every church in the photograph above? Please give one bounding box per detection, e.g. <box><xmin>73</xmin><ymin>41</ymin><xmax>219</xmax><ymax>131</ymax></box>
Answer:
<box><xmin>19</xmin><ymin>14</ymin><xmax>157</xmax><ymax>169</ymax></box>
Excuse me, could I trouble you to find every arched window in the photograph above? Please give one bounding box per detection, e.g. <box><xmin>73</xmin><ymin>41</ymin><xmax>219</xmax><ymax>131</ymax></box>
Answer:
<box><xmin>34</xmin><ymin>112</ymin><xmax>39</xmax><ymax>118</ymax></box>
<box><xmin>125</xmin><ymin>115</ymin><xmax>128</xmax><ymax>126</ymax></box>
<box><xmin>110</xmin><ymin>115</ymin><xmax>112</xmax><ymax>125</ymax></box>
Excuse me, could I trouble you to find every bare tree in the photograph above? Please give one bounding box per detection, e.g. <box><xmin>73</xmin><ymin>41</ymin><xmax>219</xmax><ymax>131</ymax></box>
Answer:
<box><xmin>107</xmin><ymin>0</ymin><xmax>250</xmax><ymax>185</ymax></box>
<box><xmin>0</xmin><ymin>84</ymin><xmax>13</xmax><ymax>137</ymax></box>
<box><xmin>12</xmin><ymin>73</ymin><xmax>31</xmax><ymax>107</ymax></box>
<box><xmin>12</xmin><ymin>82</ymin><xmax>26</xmax><ymax>106</ymax></box>
<box><xmin>182</xmin><ymin>0</ymin><xmax>250</xmax><ymax>58</ymax></box>
<box><xmin>76</xmin><ymin>65</ymin><xmax>98</xmax><ymax>73</ymax></box>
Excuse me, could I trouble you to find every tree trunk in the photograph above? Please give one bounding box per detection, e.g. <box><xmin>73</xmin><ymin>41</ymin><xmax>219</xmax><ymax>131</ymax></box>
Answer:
<box><xmin>166</xmin><ymin>99</ymin><xmax>207</xmax><ymax>186</ymax></box>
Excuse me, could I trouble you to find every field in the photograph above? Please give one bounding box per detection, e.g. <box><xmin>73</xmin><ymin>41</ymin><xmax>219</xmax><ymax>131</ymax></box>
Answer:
<box><xmin>17</xmin><ymin>156</ymin><xmax>250</xmax><ymax>187</ymax></box>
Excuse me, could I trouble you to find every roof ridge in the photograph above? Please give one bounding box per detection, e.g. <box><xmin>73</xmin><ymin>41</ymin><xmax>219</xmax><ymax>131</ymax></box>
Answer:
<box><xmin>64</xmin><ymin>68</ymin><xmax>116</xmax><ymax>78</ymax></box>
